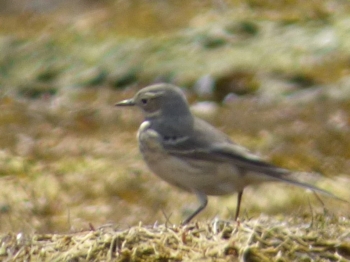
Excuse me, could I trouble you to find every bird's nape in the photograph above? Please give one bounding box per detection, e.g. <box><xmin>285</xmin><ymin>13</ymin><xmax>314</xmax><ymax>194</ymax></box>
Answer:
<box><xmin>115</xmin><ymin>83</ymin><xmax>346</xmax><ymax>225</ymax></box>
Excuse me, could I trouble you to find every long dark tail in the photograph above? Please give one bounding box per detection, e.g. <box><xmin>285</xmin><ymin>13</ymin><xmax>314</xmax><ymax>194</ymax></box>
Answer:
<box><xmin>272</xmin><ymin>173</ymin><xmax>347</xmax><ymax>203</ymax></box>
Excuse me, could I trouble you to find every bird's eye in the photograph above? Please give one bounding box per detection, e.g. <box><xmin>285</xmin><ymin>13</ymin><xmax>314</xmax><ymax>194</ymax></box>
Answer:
<box><xmin>141</xmin><ymin>98</ymin><xmax>148</xmax><ymax>104</ymax></box>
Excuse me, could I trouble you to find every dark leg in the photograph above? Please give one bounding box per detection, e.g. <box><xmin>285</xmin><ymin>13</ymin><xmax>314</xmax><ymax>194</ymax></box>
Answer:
<box><xmin>235</xmin><ymin>190</ymin><xmax>244</xmax><ymax>221</ymax></box>
<box><xmin>182</xmin><ymin>191</ymin><xmax>208</xmax><ymax>225</ymax></box>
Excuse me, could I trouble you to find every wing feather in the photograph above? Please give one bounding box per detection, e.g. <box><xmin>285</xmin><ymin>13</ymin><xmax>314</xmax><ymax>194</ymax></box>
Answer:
<box><xmin>162</xmin><ymin>117</ymin><xmax>287</xmax><ymax>175</ymax></box>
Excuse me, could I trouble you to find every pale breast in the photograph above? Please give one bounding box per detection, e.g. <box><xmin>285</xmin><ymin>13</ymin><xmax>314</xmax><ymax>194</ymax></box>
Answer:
<box><xmin>137</xmin><ymin>121</ymin><xmax>164</xmax><ymax>153</ymax></box>
<box><xmin>137</xmin><ymin>121</ymin><xmax>247</xmax><ymax>195</ymax></box>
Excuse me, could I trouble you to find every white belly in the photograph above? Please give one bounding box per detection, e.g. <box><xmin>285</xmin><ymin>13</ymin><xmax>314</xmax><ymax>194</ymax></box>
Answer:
<box><xmin>137</xmin><ymin>122</ymin><xmax>248</xmax><ymax>195</ymax></box>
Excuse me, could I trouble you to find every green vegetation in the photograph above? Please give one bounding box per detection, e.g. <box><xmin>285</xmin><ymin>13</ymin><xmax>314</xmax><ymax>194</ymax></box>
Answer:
<box><xmin>0</xmin><ymin>0</ymin><xmax>350</xmax><ymax>260</ymax></box>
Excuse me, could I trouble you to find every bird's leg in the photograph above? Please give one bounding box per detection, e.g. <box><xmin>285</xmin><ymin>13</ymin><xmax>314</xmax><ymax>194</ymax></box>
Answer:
<box><xmin>182</xmin><ymin>191</ymin><xmax>208</xmax><ymax>225</ymax></box>
<box><xmin>235</xmin><ymin>190</ymin><xmax>244</xmax><ymax>221</ymax></box>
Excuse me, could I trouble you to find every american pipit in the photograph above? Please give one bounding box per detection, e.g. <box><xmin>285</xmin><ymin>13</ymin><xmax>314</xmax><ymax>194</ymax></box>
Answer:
<box><xmin>116</xmin><ymin>83</ymin><xmax>341</xmax><ymax>225</ymax></box>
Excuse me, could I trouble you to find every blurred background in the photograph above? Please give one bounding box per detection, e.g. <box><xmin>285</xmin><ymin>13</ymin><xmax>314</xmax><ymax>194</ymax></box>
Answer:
<box><xmin>0</xmin><ymin>0</ymin><xmax>350</xmax><ymax>233</ymax></box>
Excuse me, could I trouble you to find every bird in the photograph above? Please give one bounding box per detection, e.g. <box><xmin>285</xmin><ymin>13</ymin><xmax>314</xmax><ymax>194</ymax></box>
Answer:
<box><xmin>115</xmin><ymin>83</ymin><xmax>342</xmax><ymax>225</ymax></box>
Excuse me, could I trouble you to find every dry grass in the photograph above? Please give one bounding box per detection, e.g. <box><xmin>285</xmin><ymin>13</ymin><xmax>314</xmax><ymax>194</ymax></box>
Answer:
<box><xmin>1</xmin><ymin>1</ymin><xmax>350</xmax><ymax>260</ymax></box>
<box><xmin>1</xmin><ymin>215</ymin><xmax>350</xmax><ymax>261</ymax></box>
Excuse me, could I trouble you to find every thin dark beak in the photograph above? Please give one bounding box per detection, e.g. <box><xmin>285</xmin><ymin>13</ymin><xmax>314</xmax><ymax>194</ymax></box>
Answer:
<box><xmin>115</xmin><ymin>99</ymin><xmax>135</xmax><ymax>107</ymax></box>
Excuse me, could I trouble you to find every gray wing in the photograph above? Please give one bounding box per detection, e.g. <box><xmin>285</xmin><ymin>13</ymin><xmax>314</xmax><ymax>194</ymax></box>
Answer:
<box><xmin>161</xmin><ymin>118</ymin><xmax>344</xmax><ymax>199</ymax></box>
<box><xmin>162</xmin><ymin>117</ymin><xmax>287</xmax><ymax>176</ymax></box>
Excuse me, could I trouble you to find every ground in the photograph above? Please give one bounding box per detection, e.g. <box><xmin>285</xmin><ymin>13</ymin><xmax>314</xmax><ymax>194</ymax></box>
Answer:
<box><xmin>0</xmin><ymin>0</ymin><xmax>350</xmax><ymax>261</ymax></box>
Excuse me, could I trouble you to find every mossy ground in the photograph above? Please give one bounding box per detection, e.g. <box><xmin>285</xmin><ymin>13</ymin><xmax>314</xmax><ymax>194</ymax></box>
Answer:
<box><xmin>0</xmin><ymin>0</ymin><xmax>350</xmax><ymax>260</ymax></box>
